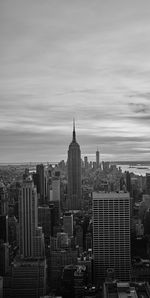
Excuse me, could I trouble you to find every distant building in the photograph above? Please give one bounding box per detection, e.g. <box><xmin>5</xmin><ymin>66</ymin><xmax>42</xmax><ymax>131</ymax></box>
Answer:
<box><xmin>84</xmin><ymin>156</ymin><xmax>88</xmax><ymax>169</ymax></box>
<box><xmin>103</xmin><ymin>281</ymin><xmax>150</xmax><ymax>298</ymax></box>
<box><xmin>146</xmin><ymin>173</ymin><xmax>150</xmax><ymax>195</ymax></box>
<box><xmin>0</xmin><ymin>215</ymin><xmax>8</xmax><ymax>243</ymax></box>
<box><xmin>49</xmin><ymin>201</ymin><xmax>60</xmax><ymax>234</ymax></box>
<box><xmin>36</xmin><ymin>164</ymin><xmax>47</xmax><ymax>205</ymax></box>
<box><xmin>63</xmin><ymin>213</ymin><xmax>73</xmax><ymax>237</ymax></box>
<box><xmin>77</xmin><ymin>253</ymin><xmax>93</xmax><ymax>284</ymax></box>
<box><xmin>93</xmin><ymin>192</ymin><xmax>131</xmax><ymax>282</ymax></box>
<box><xmin>48</xmin><ymin>249</ymin><xmax>78</xmax><ymax>289</ymax></box>
<box><xmin>135</xmin><ymin>219</ymin><xmax>144</xmax><ymax>238</ymax></box>
<box><xmin>0</xmin><ymin>241</ymin><xmax>9</xmax><ymax>276</ymax></box>
<box><xmin>126</xmin><ymin>171</ymin><xmax>131</xmax><ymax>194</ymax></box>
<box><xmin>131</xmin><ymin>258</ymin><xmax>150</xmax><ymax>282</ymax></box>
<box><xmin>38</xmin><ymin>206</ymin><xmax>51</xmax><ymax>242</ymax></box>
<box><xmin>96</xmin><ymin>150</ymin><xmax>100</xmax><ymax>169</ymax></box>
<box><xmin>67</xmin><ymin>120</ymin><xmax>82</xmax><ymax>210</ymax></box>
<box><xmin>74</xmin><ymin>265</ymin><xmax>86</xmax><ymax>298</ymax></box>
<box><xmin>143</xmin><ymin>208</ymin><xmax>150</xmax><ymax>235</ymax></box>
<box><xmin>85</xmin><ymin>232</ymin><xmax>92</xmax><ymax>251</ymax></box>
<box><xmin>8</xmin><ymin>215</ymin><xmax>18</xmax><ymax>246</ymax></box>
<box><xmin>0</xmin><ymin>182</ymin><xmax>8</xmax><ymax>215</ymax></box>
<box><xmin>62</xmin><ymin>264</ymin><xmax>77</xmax><ymax>297</ymax></box>
<box><xmin>51</xmin><ymin>177</ymin><xmax>60</xmax><ymax>202</ymax></box>
<box><xmin>139</xmin><ymin>194</ymin><xmax>150</xmax><ymax>221</ymax></box>
<box><xmin>102</xmin><ymin>161</ymin><xmax>110</xmax><ymax>172</ymax></box>
<box><xmin>75</xmin><ymin>224</ymin><xmax>83</xmax><ymax>249</ymax></box>
<box><xmin>56</xmin><ymin>232</ymin><xmax>69</xmax><ymax>250</ymax></box>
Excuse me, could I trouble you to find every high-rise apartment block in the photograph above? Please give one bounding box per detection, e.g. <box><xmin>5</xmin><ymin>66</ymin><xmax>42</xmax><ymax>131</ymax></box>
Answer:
<box><xmin>67</xmin><ymin>121</ymin><xmax>81</xmax><ymax>210</ymax></box>
<box><xmin>93</xmin><ymin>192</ymin><xmax>131</xmax><ymax>282</ymax></box>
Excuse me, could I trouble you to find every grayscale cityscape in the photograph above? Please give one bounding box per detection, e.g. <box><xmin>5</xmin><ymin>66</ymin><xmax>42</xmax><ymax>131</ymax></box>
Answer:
<box><xmin>0</xmin><ymin>1</ymin><xmax>150</xmax><ymax>298</ymax></box>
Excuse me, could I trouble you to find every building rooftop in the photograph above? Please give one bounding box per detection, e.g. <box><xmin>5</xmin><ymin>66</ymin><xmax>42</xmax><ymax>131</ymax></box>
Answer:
<box><xmin>104</xmin><ymin>282</ymin><xmax>150</xmax><ymax>298</ymax></box>
<box><xmin>93</xmin><ymin>191</ymin><xmax>130</xmax><ymax>200</ymax></box>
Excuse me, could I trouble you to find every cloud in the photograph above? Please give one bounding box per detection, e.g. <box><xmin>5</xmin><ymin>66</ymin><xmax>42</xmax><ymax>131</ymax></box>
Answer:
<box><xmin>0</xmin><ymin>0</ymin><xmax>150</xmax><ymax>161</ymax></box>
<box><xmin>128</xmin><ymin>103</ymin><xmax>149</xmax><ymax>114</ymax></box>
<box><xmin>130</xmin><ymin>92</ymin><xmax>150</xmax><ymax>101</ymax></box>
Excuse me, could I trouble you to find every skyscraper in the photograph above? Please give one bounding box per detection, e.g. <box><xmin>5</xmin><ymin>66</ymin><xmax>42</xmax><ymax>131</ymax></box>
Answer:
<box><xmin>96</xmin><ymin>149</ymin><xmax>100</xmax><ymax>169</ymax></box>
<box><xmin>51</xmin><ymin>177</ymin><xmax>60</xmax><ymax>202</ymax></box>
<box><xmin>19</xmin><ymin>179</ymin><xmax>44</xmax><ymax>258</ymax></box>
<box><xmin>63</xmin><ymin>212</ymin><xmax>73</xmax><ymax>237</ymax></box>
<box><xmin>36</xmin><ymin>164</ymin><xmax>47</xmax><ymax>205</ymax></box>
<box><xmin>67</xmin><ymin>120</ymin><xmax>81</xmax><ymax>210</ymax></box>
<box><xmin>93</xmin><ymin>192</ymin><xmax>131</xmax><ymax>282</ymax></box>
<box><xmin>146</xmin><ymin>173</ymin><xmax>150</xmax><ymax>195</ymax></box>
<box><xmin>0</xmin><ymin>215</ymin><xmax>8</xmax><ymax>243</ymax></box>
<box><xmin>4</xmin><ymin>179</ymin><xmax>46</xmax><ymax>298</ymax></box>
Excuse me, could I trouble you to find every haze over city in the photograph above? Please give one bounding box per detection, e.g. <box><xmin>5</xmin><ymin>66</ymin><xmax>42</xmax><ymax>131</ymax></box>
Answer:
<box><xmin>0</xmin><ymin>0</ymin><xmax>150</xmax><ymax>162</ymax></box>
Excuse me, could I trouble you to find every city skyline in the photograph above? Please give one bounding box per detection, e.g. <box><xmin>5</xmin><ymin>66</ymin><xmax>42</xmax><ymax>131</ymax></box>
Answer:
<box><xmin>1</xmin><ymin>0</ymin><xmax>150</xmax><ymax>162</ymax></box>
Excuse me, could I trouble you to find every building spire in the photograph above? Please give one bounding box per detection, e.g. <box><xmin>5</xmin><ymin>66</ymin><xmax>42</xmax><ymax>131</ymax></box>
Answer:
<box><xmin>73</xmin><ymin>118</ymin><xmax>76</xmax><ymax>142</ymax></box>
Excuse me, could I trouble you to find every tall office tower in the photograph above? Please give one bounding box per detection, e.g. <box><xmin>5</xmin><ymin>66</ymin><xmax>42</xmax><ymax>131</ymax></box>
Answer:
<box><xmin>146</xmin><ymin>173</ymin><xmax>150</xmax><ymax>195</ymax></box>
<box><xmin>67</xmin><ymin>120</ymin><xmax>81</xmax><ymax>210</ymax></box>
<box><xmin>38</xmin><ymin>206</ymin><xmax>51</xmax><ymax>243</ymax></box>
<box><xmin>63</xmin><ymin>212</ymin><xmax>73</xmax><ymax>237</ymax></box>
<box><xmin>19</xmin><ymin>179</ymin><xmax>44</xmax><ymax>258</ymax></box>
<box><xmin>93</xmin><ymin>192</ymin><xmax>131</xmax><ymax>283</ymax></box>
<box><xmin>84</xmin><ymin>156</ymin><xmax>88</xmax><ymax>169</ymax></box>
<box><xmin>0</xmin><ymin>242</ymin><xmax>9</xmax><ymax>276</ymax></box>
<box><xmin>36</xmin><ymin>164</ymin><xmax>47</xmax><ymax>205</ymax></box>
<box><xmin>0</xmin><ymin>182</ymin><xmax>8</xmax><ymax>215</ymax></box>
<box><xmin>96</xmin><ymin>149</ymin><xmax>100</xmax><ymax>169</ymax></box>
<box><xmin>0</xmin><ymin>277</ymin><xmax>3</xmax><ymax>298</ymax></box>
<box><xmin>4</xmin><ymin>258</ymin><xmax>47</xmax><ymax>298</ymax></box>
<box><xmin>51</xmin><ymin>177</ymin><xmax>60</xmax><ymax>202</ymax></box>
<box><xmin>8</xmin><ymin>215</ymin><xmax>18</xmax><ymax>246</ymax></box>
<box><xmin>49</xmin><ymin>201</ymin><xmax>60</xmax><ymax>235</ymax></box>
<box><xmin>0</xmin><ymin>215</ymin><xmax>8</xmax><ymax>243</ymax></box>
<box><xmin>126</xmin><ymin>171</ymin><xmax>131</xmax><ymax>194</ymax></box>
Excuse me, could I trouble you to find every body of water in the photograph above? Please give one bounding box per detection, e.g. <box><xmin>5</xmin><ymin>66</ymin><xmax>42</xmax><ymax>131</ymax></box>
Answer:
<box><xmin>117</xmin><ymin>164</ymin><xmax>150</xmax><ymax>176</ymax></box>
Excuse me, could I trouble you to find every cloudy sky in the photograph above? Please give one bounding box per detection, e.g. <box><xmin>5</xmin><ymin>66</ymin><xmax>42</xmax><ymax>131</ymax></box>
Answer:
<box><xmin>0</xmin><ymin>0</ymin><xmax>150</xmax><ymax>162</ymax></box>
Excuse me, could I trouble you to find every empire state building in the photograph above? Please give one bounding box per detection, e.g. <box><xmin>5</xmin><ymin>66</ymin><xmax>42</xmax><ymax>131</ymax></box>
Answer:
<box><xmin>67</xmin><ymin>121</ymin><xmax>81</xmax><ymax>210</ymax></box>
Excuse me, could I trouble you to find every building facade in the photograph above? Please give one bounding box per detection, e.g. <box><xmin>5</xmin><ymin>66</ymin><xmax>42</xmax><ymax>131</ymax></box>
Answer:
<box><xmin>63</xmin><ymin>212</ymin><xmax>73</xmax><ymax>237</ymax></box>
<box><xmin>19</xmin><ymin>180</ymin><xmax>44</xmax><ymax>258</ymax></box>
<box><xmin>93</xmin><ymin>192</ymin><xmax>131</xmax><ymax>283</ymax></box>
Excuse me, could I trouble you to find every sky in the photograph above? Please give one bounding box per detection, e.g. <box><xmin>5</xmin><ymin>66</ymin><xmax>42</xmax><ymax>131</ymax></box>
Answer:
<box><xmin>0</xmin><ymin>0</ymin><xmax>150</xmax><ymax>163</ymax></box>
